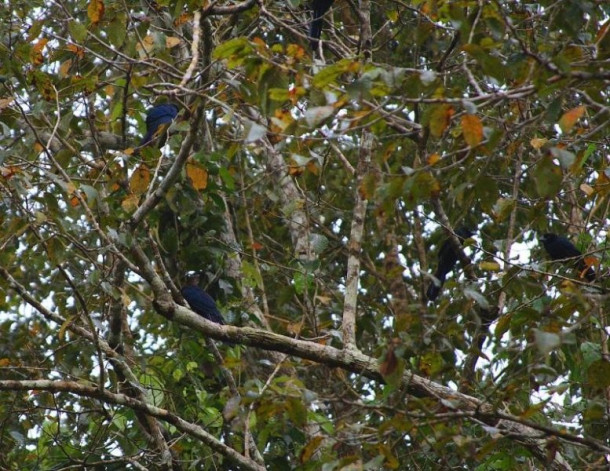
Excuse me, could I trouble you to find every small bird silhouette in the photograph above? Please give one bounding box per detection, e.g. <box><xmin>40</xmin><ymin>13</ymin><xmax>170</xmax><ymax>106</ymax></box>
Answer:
<box><xmin>426</xmin><ymin>227</ymin><xmax>474</xmax><ymax>301</ymax></box>
<box><xmin>181</xmin><ymin>275</ymin><xmax>235</xmax><ymax>345</ymax></box>
<box><xmin>140</xmin><ymin>103</ymin><xmax>179</xmax><ymax>147</ymax></box>
<box><xmin>182</xmin><ymin>284</ymin><xmax>226</xmax><ymax>325</ymax></box>
<box><xmin>540</xmin><ymin>233</ymin><xmax>595</xmax><ymax>281</ymax></box>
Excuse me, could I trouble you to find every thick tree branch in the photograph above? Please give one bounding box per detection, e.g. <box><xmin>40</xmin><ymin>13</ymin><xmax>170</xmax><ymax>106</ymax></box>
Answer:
<box><xmin>342</xmin><ymin>131</ymin><xmax>373</xmax><ymax>349</ymax></box>
<box><xmin>0</xmin><ymin>380</ymin><xmax>265</xmax><ymax>471</ymax></box>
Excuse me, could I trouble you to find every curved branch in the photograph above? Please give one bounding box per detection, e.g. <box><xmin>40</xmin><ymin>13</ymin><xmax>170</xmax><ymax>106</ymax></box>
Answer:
<box><xmin>0</xmin><ymin>380</ymin><xmax>265</xmax><ymax>471</ymax></box>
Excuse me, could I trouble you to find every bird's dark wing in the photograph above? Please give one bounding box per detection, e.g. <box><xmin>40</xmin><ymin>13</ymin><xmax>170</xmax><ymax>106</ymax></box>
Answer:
<box><xmin>426</xmin><ymin>228</ymin><xmax>473</xmax><ymax>301</ymax></box>
<box><xmin>425</xmin><ymin>282</ymin><xmax>441</xmax><ymax>302</ymax></box>
<box><xmin>309</xmin><ymin>0</ymin><xmax>334</xmax><ymax>49</ymax></box>
<box><xmin>181</xmin><ymin>285</ymin><xmax>225</xmax><ymax>325</ymax></box>
<box><xmin>541</xmin><ymin>233</ymin><xmax>595</xmax><ymax>281</ymax></box>
<box><xmin>541</xmin><ymin>234</ymin><xmax>582</xmax><ymax>260</ymax></box>
<box><xmin>140</xmin><ymin>104</ymin><xmax>179</xmax><ymax>146</ymax></box>
<box><xmin>426</xmin><ymin>241</ymin><xmax>459</xmax><ymax>301</ymax></box>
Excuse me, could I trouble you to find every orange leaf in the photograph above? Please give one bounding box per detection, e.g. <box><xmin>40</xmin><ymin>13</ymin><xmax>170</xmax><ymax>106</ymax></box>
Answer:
<box><xmin>288</xmin><ymin>166</ymin><xmax>304</xmax><ymax>177</ymax></box>
<box><xmin>306</xmin><ymin>160</ymin><xmax>319</xmax><ymax>175</ymax></box>
<box><xmin>130</xmin><ymin>164</ymin><xmax>150</xmax><ymax>195</ymax></box>
<box><xmin>558</xmin><ymin>106</ymin><xmax>585</xmax><ymax>133</ymax></box>
<box><xmin>67</xmin><ymin>43</ymin><xmax>85</xmax><ymax>58</ymax></box>
<box><xmin>427</xmin><ymin>152</ymin><xmax>440</xmax><ymax>166</ymax></box>
<box><xmin>59</xmin><ymin>59</ymin><xmax>72</xmax><ymax>78</ymax></box>
<box><xmin>461</xmin><ymin>114</ymin><xmax>483</xmax><ymax>147</ymax></box>
<box><xmin>174</xmin><ymin>13</ymin><xmax>192</xmax><ymax>27</ymax></box>
<box><xmin>30</xmin><ymin>38</ymin><xmax>48</xmax><ymax>65</ymax></box>
<box><xmin>300</xmin><ymin>436</ymin><xmax>324</xmax><ymax>463</ymax></box>
<box><xmin>87</xmin><ymin>0</ymin><xmax>105</xmax><ymax>25</ymax></box>
<box><xmin>186</xmin><ymin>161</ymin><xmax>208</xmax><ymax>190</ymax></box>
<box><xmin>379</xmin><ymin>347</ymin><xmax>398</xmax><ymax>377</ymax></box>
<box><xmin>0</xmin><ymin>166</ymin><xmax>19</xmax><ymax>179</ymax></box>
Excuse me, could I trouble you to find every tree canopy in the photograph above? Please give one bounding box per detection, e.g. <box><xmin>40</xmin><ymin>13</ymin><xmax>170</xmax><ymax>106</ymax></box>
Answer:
<box><xmin>1</xmin><ymin>0</ymin><xmax>610</xmax><ymax>469</ymax></box>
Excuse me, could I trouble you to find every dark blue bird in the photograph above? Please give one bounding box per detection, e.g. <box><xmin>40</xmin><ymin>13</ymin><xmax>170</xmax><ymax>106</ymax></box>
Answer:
<box><xmin>540</xmin><ymin>233</ymin><xmax>595</xmax><ymax>281</ymax></box>
<box><xmin>181</xmin><ymin>285</ymin><xmax>226</xmax><ymax>325</ymax></box>
<box><xmin>309</xmin><ymin>0</ymin><xmax>334</xmax><ymax>50</ymax></box>
<box><xmin>140</xmin><ymin>103</ymin><xmax>179</xmax><ymax>147</ymax></box>
<box><xmin>426</xmin><ymin>227</ymin><xmax>474</xmax><ymax>302</ymax></box>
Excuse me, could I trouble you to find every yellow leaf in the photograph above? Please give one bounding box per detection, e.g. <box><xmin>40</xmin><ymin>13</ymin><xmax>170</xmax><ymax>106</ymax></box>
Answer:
<box><xmin>558</xmin><ymin>106</ymin><xmax>585</xmax><ymax>133</ymax></box>
<box><xmin>121</xmin><ymin>193</ymin><xmax>139</xmax><ymax>212</ymax></box>
<box><xmin>87</xmin><ymin>0</ymin><xmax>105</xmax><ymax>25</ymax></box>
<box><xmin>429</xmin><ymin>104</ymin><xmax>453</xmax><ymax>138</ymax></box>
<box><xmin>461</xmin><ymin>114</ymin><xmax>483</xmax><ymax>147</ymax></box>
<box><xmin>479</xmin><ymin>261</ymin><xmax>501</xmax><ymax>272</ymax></box>
<box><xmin>166</xmin><ymin>37</ymin><xmax>181</xmax><ymax>49</ymax></box>
<box><xmin>300</xmin><ymin>436</ymin><xmax>324</xmax><ymax>463</ymax></box>
<box><xmin>0</xmin><ymin>98</ymin><xmax>14</xmax><ymax>111</ymax></box>
<box><xmin>136</xmin><ymin>35</ymin><xmax>155</xmax><ymax>55</ymax></box>
<box><xmin>186</xmin><ymin>161</ymin><xmax>208</xmax><ymax>190</ymax></box>
<box><xmin>530</xmin><ymin>137</ymin><xmax>548</xmax><ymax>149</ymax></box>
<box><xmin>595</xmin><ymin>171</ymin><xmax>610</xmax><ymax>196</ymax></box>
<box><xmin>580</xmin><ymin>183</ymin><xmax>594</xmax><ymax>196</ymax></box>
<box><xmin>59</xmin><ymin>59</ymin><xmax>72</xmax><ymax>78</ymax></box>
<box><xmin>58</xmin><ymin>316</ymin><xmax>76</xmax><ymax>341</ymax></box>
<box><xmin>130</xmin><ymin>164</ymin><xmax>150</xmax><ymax>195</ymax></box>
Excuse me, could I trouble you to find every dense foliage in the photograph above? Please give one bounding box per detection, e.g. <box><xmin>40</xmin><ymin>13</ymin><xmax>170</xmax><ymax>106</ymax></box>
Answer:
<box><xmin>1</xmin><ymin>0</ymin><xmax>609</xmax><ymax>469</ymax></box>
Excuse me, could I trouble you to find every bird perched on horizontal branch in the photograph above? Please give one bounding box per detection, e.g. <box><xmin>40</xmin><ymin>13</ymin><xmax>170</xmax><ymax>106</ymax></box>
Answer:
<box><xmin>426</xmin><ymin>227</ymin><xmax>474</xmax><ymax>302</ymax></box>
<box><xmin>181</xmin><ymin>274</ymin><xmax>236</xmax><ymax>346</ymax></box>
<box><xmin>539</xmin><ymin>233</ymin><xmax>595</xmax><ymax>281</ymax></box>
<box><xmin>181</xmin><ymin>281</ymin><xmax>227</xmax><ymax>326</ymax></box>
<box><xmin>140</xmin><ymin>103</ymin><xmax>179</xmax><ymax>148</ymax></box>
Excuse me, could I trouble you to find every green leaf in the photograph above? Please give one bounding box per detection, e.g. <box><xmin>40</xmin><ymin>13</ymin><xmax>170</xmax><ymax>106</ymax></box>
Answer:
<box><xmin>587</xmin><ymin>360</ymin><xmax>610</xmax><ymax>388</ymax></box>
<box><xmin>312</xmin><ymin>59</ymin><xmax>360</xmax><ymax>88</ymax></box>
<box><xmin>213</xmin><ymin>37</ymin><xmax>253</xmax><ymax>62</ymax></box>
<box><xmin>550</xmin><ymin>146</ymin><xmax>575</xmax><ymax>168</ymax></box>
<box><xmin>532</xmin><ymin>155</ymin><xmax>562</xmax><ymax>198</ymax></box>
<box><xmin>534</xmin><ymin>329</ymin><xmax>561</xmax><ymax>355</ymax></box>
<box><xmin>69</xmin><ymin>21</ymin><xmax>87</xmax><ymax>42</ymax></box>
<box><xmin>293</xmin><ymin>271</ymin><xmax>314</xmax><ymax>295</ymax></box>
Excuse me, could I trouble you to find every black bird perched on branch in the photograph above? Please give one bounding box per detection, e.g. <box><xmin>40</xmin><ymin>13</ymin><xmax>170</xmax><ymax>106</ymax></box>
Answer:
<box><xmin>426</xmin><ymin>227</ymin><xmax>474</xmax><ymax>301</ymax></box>
<box><xmin>181</xmin><ymin>281</ymin><xmax>226</xmax><ymax>326</ymax></box>
<box><xmin>540</xmin><ymin>233</ymin><xmax>595</xmax><ymax>281</ymax></box>
<box><xmin>309</xmin><ymin>0</ymin><xmax>334</xmax><ymax>50</ymax></box>
<box><xmin>140</xmin><ymin>103</ymin><xmax>179</xmax><ymax>147</ymax></box>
